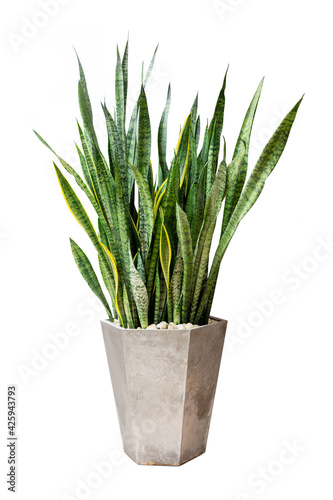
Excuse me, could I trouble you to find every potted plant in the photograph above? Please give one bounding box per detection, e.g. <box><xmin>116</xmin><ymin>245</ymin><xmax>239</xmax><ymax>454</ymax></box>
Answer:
<box><xmin>35</xmin><ymin>41</ymin><xmax>302</xmax><ymax>466</ymax></box>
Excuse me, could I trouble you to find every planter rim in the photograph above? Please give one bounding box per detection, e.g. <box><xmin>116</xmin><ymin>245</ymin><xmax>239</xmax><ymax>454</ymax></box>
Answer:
<box><xmin>101</xmin><ymin>315</ymin><xmax>227</xmax><ymax>332</ymax></box>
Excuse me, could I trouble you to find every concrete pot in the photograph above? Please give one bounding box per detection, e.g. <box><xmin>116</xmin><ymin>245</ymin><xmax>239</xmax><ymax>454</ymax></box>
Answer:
<box><xmin>101</xmin><ymin>316</ymin><xmax>227</xmax><ymax>466</ymax></box>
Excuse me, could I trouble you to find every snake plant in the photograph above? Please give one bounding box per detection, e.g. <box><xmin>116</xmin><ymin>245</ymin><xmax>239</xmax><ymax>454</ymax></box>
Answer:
<box><xmin>35</xmin><ymin>42</ymin><xmax>302</xmax><ymax>328</ymax></box>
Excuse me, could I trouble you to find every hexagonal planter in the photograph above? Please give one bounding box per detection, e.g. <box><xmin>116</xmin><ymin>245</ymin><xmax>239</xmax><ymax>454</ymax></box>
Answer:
<box><xmin>101</xmin><ymin>317</ymin><xmax>227</xmax><ymax>466</ymax></box>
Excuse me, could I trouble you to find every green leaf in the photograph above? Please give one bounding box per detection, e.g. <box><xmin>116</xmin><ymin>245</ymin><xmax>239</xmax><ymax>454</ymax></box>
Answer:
<box><xmin>191</xmin><ymin>93</ymin><xmax>199</xmax><ymax>124</ymax></box>
<box><xmin>175</xmin><ymin>114</ymin><xmax>192</xmax><ymax>189</ymax></box>
<box><xmin>98</xmin><ymin>218</ymin><xmax>110</xmax><ymax>250</ymax></box>
<box><xmin>170</xmin><ymin>244</ymin><xmax>183</xmax><ymax>324</ymax></box>
<box><xmin>158</xmin><ymin>269</ymin><xmax>168</xmax><ymax>322</ymax></box>
<box><xmin>113</xmin><ymin>155</ymin><xmax>133</xmax><ymax>295</ymax></box>
<box><xmin>77</xmin><ymin>122</ymin><xmax>102</xmax><ymax>204</ymax></box>
<box><xmin>189</xmin><ymin>163</ymin><xmax>207</xmax><ymax>250</ymax></box>
<box><xmin>70</xmin><ymin>238</ymin><xmax>112</xmax><ymax>319</ymax></box>
<box><xmin>129</xmin><ymin>163</ymin><xmax>154</xmax><ymax>264</ymax></box>
<box><xmin>102</xmin><ymin>103</ymin><xmax>128</xmax><ymax>203</ymax></box>
<box><xmin>233</xmin><ymin>97</ymin><xmax>303</xmax><ymax>221</ymax></box>
<box><xmin>184</xmin><ymin>131</ymin><xmax>199</xmax><ymax>229</ymax></box>
<box><xmin>195</xmin><ymin>116</ymin><xmax>201</xmax><ymax>152</ymax></box>
<box><xmin>134</xmin><ymin>251</ymin><xmax>146</xmax><ymax>284</ymax></box>
<box><xmin>222</xmin><ymin>78</ymin><xmax>264</xmax><ymax>233</ymax></box>
<box><xmin>146</xmin><ymin>211</ymin><xmax>162</xmax><ymax>299</ymax></box>
<box><xmin>158</xmin><ymin>84</ymin><xmax>171</xmax><ymax>186</ymax></box>
<box><xmin>160</xmin><ymin>155</ymin><xmax>179</xmax><ymax>260</ymax></box>
<box><xmin>208</xmin><ymin>66</ymin><xmax>228</xmax><ymax>148</ymax></box>
<box><xmin>190</xmin><ymin>156</ymin><xmax>227</xmax><ymax>321</ymax></box>
<box><xmin>55</xmin><ymin>163</ymin><xmax>126</xmax><ymax>323</ymax></box>
<box><xmin>143</xmin><ymin>44</ymin><xmax>159</xmax><ymax>87</ymax></box>
<box><xmin>115</xmin><ymin>46</ymin><xmax>126</xmax><ymax>158</ymax></box>
<box><xmin>206</xmin><ymin>121</ymin><xmax>217</xmax><ymax>197</ymax></box>
<box><xmin>122</xmin><ymin>39</ymin><xmax>129</xmax><ymax>118</ymax></box>
<box><xmin>75</xmin><ymin>143</ymin><xmax>94</xmax><ymax>193</ymax></box>
<box><xmin>126</xmin><ymin>102</ymin><xmax>137</xmax><ymax>199</ymax></box>
<box><xmin>100</xmin><ymin>242</ymin><xmax>126</xmax><ymax>327</ymax></box>
<box><xmin>54</xmin><ymin>163</ymin><xmax>101</xmax><ymax>251</ymax></box>
<box><xmin>34</xmin><ymin>132</ymin><xmax>121</xmax><ymax>274</ymax></box>
<box><xmin>98</xmin><ymin>254</ymin><xmax>117</xmax><ymax>316</ymax></box>
<box><xmin>128</xmin><ymin>243</ymin><xmax>149</xmax><ymax>328</ymax></box>
<box><xmin>154</xmin><ymin>269</ymin><xmax>161</xmax><ymax>324</ymax></box>
<box><xmin>78</xmin><ymin>119</ymin><xmax>116</xmax><ymax>234</ymax></box>
<box><xmin>175</xmin><ymin>204</ymin><xmax>193</xmax><ymax>323</ymax></box>
<box><xmin>195</xmin><ymin>96</ymin><xmax>303</xmax><ymax>323</ymax></box>
<box><xmin>75</xmin><ymin>51</ymin><xmax>98</xmax><ymax>147</ymax></box>
<box><xmin>159</xmin><ymin>209</ymin><xmax>172</xmax><ymax>305</ymax></box>
<box><xmin>34</xmin><ymin>131</ymin><xmax>94</xmax><ymax>200</ymax></box>
<box><xmin>224</xmin><ymin>139</ymin><xmax>247</xmax><ymax>192</ymax></box>
<box><xmin>137</xmin><ymin>86</ymin><xmax>151</xmax><ymax>180</ymax></box>
<box><xmin>190</xmin><ymin>139</ymin><xmax>246</xmax><ymax>321</ymax></box>
<box><xmin>126</xmin><ymin>102</ymin><xmax>137</xmax><ymax>165</ymax></box>
<box><xmin>154</xmin><ymin>178</ymin><xmax>168</xmax><ymax>217</ymax></box>
<box><xmin>198</xmin><ymin>122</ymin><xmax>209</xmax><ymax>169</ymax></box>
<box><xmin>122</xmin><ymin>283</ymin><xmax>134</xmax><ymax>328</ymax></box>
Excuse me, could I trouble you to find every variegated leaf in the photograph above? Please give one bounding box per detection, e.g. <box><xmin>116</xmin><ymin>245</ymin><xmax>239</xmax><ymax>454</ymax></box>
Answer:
<box><xmin>70</xmin><ymin>238</ymin><xmax>112</xmax><ymax>319</ymax></box>
<box><xmin>128</xmin><ymin>244</ymin><xmax>149</xmax><ymax>329</ymax></box>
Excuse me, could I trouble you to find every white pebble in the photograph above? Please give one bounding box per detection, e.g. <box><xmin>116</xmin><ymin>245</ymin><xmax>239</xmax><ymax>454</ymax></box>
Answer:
<box><xmin>137</xmin><ymin>327</ymin><xmax>142</xmax><ymax>330</ymax></box>
<box><xmin>168</xmin><ymin>323</ymin><xmax>178</xmax><ymax>329</ymax></box>
<box><xmin>146</xmin><ymin>324</ymin><xmax>157</xmax><ymax>330</ymax></box>
<box><xmin>157</xmin><ymin>321</ymin><xmax>168</xmax><ymax>329</ymax></box>
<box><xmin>177</xmin><ymin>324</ymin><xmax>186</xmax><ymax>329</ymax></box>
<box><xmin>185</xmin><ymin>323</ymin><xmax>194</xmax><ymax>329</ymax></box>
<box><xmin>113</xmin><ymin>318</ymin><xmax>120</xmax><ymax>324</ymax></box>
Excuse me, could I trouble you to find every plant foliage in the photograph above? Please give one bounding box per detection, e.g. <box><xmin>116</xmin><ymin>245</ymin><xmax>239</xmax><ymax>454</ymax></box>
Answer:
<box><xmin>35</xmin><ymin>42</ymin><xmax>302</xmax><ymax>328</ymax></box>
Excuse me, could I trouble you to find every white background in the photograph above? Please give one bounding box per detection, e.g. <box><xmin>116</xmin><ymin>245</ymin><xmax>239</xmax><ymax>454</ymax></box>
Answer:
<box><xmin>1</xmin><ymin>0</ymin><xmax>333</xmax><ymax>499</ymax></box>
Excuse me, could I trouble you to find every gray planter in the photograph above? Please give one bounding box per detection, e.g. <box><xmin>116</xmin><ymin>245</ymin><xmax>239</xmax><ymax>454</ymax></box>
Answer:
<box><xmin>101</xmin><ymin>317</ymin><xmax>227</xmax><ymax>466</ymax></box>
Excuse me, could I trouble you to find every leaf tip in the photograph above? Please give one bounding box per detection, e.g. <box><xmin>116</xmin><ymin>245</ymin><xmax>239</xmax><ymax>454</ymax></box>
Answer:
<box><xmin>52</xmin><ymin>161</ymin><xmax>60</xmax><ymax>176</ymax></box>
<box><xmin>294</xmin><ymin>94</ymin><xmax>305</xmax><ymax>111</ymax></box>
<box><xmin>73</xmin><ymin>46</ymin><xmax>82</xmax><ymax>69</ymax></box>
